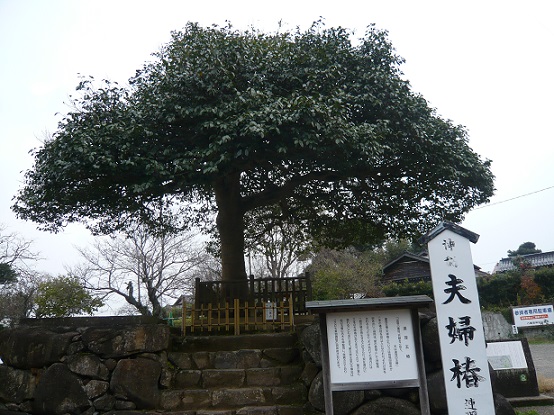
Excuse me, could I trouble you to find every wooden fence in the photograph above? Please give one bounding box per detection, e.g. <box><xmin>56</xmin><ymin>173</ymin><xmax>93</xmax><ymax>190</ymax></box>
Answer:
<box><xmin>182</xmin><ymin>273</ymin><xmax>312</xmax><ymax>335</ymax></box>
<box><xmin>182</xmin><ymin>297</ymin><xmax>295</xmax><ymax>335</ymax></box>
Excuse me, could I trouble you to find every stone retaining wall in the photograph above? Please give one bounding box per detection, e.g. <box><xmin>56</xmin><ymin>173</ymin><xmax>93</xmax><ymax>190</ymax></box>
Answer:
<box><xmin>0</xmin><ymin>314</ymin><xmax>518</xmax><ymax>415</ymax></box>
<box><xmin>0</xmin><ymin>316</ymin><xmax>171</xmax><ymax>414</ymax></box>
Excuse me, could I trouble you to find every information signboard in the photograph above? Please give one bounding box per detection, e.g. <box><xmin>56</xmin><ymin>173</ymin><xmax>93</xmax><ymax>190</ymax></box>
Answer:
<box><xmin>307</xmin><ymin>296</ymin><xmax>432</xmax><ymax>415</ymax></box>
<box><xmin>326</xmin><ymin>308</ymin><xmax>418</xmax><ymax>384</ymax></box>
<box><xmin>512</xmin><ymin>305</ymin><xmax>554</xmax><ymax>327</ymax></box>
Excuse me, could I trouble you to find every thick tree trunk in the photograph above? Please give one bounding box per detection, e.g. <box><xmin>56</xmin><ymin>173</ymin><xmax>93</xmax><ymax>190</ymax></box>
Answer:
<box><xmin>214</xmin><ymin>173</ymin><xmax>248</xmax><ymax>284</ymax></box>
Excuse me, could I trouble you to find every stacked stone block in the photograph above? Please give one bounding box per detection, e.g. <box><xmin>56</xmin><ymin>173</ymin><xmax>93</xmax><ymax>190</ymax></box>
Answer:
<box><xmin>0</xmin><ymin>314</ymin><xmax>518</xmax><ymax>415</ymax></box>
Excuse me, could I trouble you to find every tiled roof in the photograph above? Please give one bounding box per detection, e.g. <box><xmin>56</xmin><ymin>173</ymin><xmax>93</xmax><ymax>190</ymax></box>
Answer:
<box><xmin>493</xmin><ymin>251</ymin><xmax>554</xmax><ymax>273</ymax></box>
<box><xmin>383</xmin><ymin>251</ymin><xmax>486</xmax><ymax>278</ymax></box>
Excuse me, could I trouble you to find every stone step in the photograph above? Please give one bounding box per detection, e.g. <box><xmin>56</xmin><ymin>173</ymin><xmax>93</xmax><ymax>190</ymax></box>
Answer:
<box><xmin>163</xmin><ymin>332</ymin><xmax>307</xmax><ymax>414</ymax></box>
<box><xmin>172</xmin><ymin>332</ymin><xmax>299</xmax><ymax>353</ymax></box>
<box><xmin>160</xmin><ymin>385</ymin><xmax>307</xmax><ymax>412</ymax></box>
<box><xmin>168</xmin><ymin>346</ymin><xmax>301</xmax><ymax>371</ymax></box>
<box><xmin>235</xmin><ymin>405</ymin><xmax>304</xmax><ymax>415</ymax></box>
<box><xmin>193</xmin><ymin>405</ymin><xmax>304</xmax><ymax>415</ymax></box>
<box><xmin>171</xmin><ymin>365</ymin><xmax>304</xmax><ymax>389</ymax></box>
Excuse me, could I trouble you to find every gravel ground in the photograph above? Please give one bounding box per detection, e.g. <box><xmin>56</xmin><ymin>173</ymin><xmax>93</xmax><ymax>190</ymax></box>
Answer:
<box><xmin>513</xmin><ymin>343</ymin><xmax>554</xmax><ymax>415</ymax></box>
<box><xmin>530</xmin><ymin>343</ymin><xmax>554</xmax><ymax>379</ymax></box>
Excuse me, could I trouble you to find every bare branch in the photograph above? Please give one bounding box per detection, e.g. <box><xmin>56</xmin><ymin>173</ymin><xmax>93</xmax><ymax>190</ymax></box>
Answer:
<box><xmin>71</xmin><ymin>225</ymin><xmax>207</xmax><ymax>317</ymax></box>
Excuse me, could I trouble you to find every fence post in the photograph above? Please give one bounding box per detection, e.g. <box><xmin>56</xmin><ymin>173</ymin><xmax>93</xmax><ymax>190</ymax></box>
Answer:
<box><xmin>305</xmin><ymin>271</ymin><xmax>313</xmax><ymax>302</ymax></box>
<box><xmin>182</xmin><ymin>298</ymin><xmax>186</xmax><ymax>336</ymax></box>
<box><xmin>194</xmin><ymin>277</ymin><xmax>201</xmax><ymax>310</ymax></box>
<box><xmin>288</xmin><ymin>294</ymin><xmax>294</xmax><ymax>331</ymax></box>
<box><xmin>234</xmin><ymin>298</ymin><xmax>240</xmax><ymax>335</ymax></box>
<box><xmin>249</xmin><ymin>275</ymin><xmax>255</xmax><ymax>303</ymax></box>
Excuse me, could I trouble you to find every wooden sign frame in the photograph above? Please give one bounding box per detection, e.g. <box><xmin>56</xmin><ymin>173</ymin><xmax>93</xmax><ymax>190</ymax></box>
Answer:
<box><xmin>307</xmin><ymin>296</ymin><xmax>433</xmax><ymax>415</ymax></box>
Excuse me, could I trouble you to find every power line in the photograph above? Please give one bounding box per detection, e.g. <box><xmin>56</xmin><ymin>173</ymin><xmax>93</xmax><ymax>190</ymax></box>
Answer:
<box><xmin>474</xmin><ymin>185</ymin><xmax>554</xmax><ymax>210</ymax></box>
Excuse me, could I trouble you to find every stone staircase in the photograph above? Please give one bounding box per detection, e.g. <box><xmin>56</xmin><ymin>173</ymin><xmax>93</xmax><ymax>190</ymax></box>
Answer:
<box><xmin>160</xmin><ymin>332</ymin><xmax>308</xmax><ymax>415</ymax></box>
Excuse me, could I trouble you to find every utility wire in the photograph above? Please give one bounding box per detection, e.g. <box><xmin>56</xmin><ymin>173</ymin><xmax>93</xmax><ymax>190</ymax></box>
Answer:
<box><xmin>474</xmin><ymin>185</ymin><xmax>554</xmax><ymax>210</ymax></box>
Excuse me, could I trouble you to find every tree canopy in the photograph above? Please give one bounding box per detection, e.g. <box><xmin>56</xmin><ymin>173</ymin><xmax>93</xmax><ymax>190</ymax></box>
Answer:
<box><xmin>34</xmin><ymin>276</ymin><xmax>103</xmax><ymax>318</ymax></box>
<box><xmin>13</xmin><ymin>22</ymin><xmax>494</xmax><ymax>282</ymax></box>
<box><xmin>507</xmin><ymin>242</ymin><xmax>542</xmax><ymax>257</ymax></box>
<box><xmin>0</xmin><ymin>225</ymin><xmax>42</xmax><ymax>326</ymax></box>
<box><xmin>0</xmin><ymin>263</ymin><xmax>18</xmax><ymax>285</ymax></box>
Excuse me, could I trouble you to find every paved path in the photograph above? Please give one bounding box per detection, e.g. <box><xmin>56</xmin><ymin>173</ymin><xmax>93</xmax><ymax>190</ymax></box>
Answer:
<box><xmin>530</xmin><ymin>343</ymin><xmax>554</xmax><ymax>379</ymax></box>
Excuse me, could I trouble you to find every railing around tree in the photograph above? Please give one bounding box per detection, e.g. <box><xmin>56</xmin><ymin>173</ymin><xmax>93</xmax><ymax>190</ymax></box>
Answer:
<box><xmin>182</xmin><ymin>273</ymin><xmax>312</xmax><ymax>335</ymax></box>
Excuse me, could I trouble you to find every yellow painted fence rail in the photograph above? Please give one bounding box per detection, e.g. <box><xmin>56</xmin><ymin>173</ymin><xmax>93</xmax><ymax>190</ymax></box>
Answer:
<box><xmin>182</xmin><ymin>296</ymin><xmax>295</xmax><ymax>336</ymax></box>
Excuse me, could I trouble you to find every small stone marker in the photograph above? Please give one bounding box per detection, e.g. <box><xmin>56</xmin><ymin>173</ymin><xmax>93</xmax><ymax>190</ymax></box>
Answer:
<box><xmin>487</xmin><ymin>338</ymin><xmax>540</xmax><ymax>398</ymax></box>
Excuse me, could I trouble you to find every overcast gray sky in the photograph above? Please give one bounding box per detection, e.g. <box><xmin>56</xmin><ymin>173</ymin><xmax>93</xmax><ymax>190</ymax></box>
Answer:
<box><xmin>1</xmin><ymin>0</ymin><xmax>553</xmax><ymax>275</ymax></box>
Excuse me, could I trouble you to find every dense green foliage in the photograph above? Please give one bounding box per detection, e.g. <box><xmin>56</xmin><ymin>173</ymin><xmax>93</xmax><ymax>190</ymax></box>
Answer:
<box><xmin>533</xmin><ymin>268</ymin><xmax>554</xmax><ymax>300</ymax></box>
<box><xmin>309</xmin><ymin>248</ymin><xmax>384</xmax><ymax>300</ymax></box>
<box><xmin>382</xmin><ymin>280</ymin><xmax>433</xmax><ymax>298</ymax></box>
<box><xmin>308</xmin><ymin>240</ymin><xmax>422</xmax><ymax>300</ymax></box>
<box><xmin>13</xmin><ymin>22</ymin><xmax>494</xmax><ymax>282</ymax></box>
<box><xmin>34</xmin><ymin>276</ymin><xmax>103</xmax><ymax>318</ymax></box>
<box><xmin>477</xmin><ymin>273</ymin><xmax>522</xmax><ymax>308</ymax></box>
<box><xmin>477</xmin><ymin>266</ymin><xmax>554</xmax><ymax>308</ymax></box>
<box><xmin>508</xmin><ymin>242</ymin><xmax>541</xmax><ymax>257</ymax></box>
<box><xmin>0</xmin><ymin>263</ymin><xmax>18</xmax><ymax>284</ymax></box>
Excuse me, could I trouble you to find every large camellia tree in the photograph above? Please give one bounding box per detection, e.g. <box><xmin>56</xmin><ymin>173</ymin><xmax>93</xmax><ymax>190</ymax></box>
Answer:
<box><xmin>13</xmin><ymin>22</ymin><xmax>494</xmax><ymax>283</ymax></box>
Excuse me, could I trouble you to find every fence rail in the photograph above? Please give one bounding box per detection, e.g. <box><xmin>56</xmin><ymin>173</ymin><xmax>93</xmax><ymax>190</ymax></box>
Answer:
<box><xmin>194</xmin><ymin>273</ymin><xmax>312</xmax><ymax>314</ymax></box>
<box><xmin>182</xmin><ymin>273</ymin><xmax>312</xmax><ymax>335</ymax></box>
<box><xmin>182</xmin><ymin>297</ymin><xmax>295</xmax><ymax>335</ymax></box>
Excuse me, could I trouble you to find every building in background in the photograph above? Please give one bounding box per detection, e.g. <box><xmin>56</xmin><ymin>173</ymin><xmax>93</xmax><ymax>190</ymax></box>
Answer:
<box><xmin>493</xmin><ymin>251</ymin><xmax>554</xmax><ymax>274</ymax></box>
<box><xmin>383</xmin><ymin>251</ymin><xmax>488</xmax><ymax>284</ymax></box>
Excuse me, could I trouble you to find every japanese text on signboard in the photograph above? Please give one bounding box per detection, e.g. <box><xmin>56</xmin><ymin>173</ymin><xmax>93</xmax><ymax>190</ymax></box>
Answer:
<box><xmin>326</xmin><ymin>309</ymin><xmax>418</xmax><ymax>384</ymax></box>
<box><xmin>428</xmin><ymin>230</ymin><xmax>495</xmax><ymax>415</ymax></box>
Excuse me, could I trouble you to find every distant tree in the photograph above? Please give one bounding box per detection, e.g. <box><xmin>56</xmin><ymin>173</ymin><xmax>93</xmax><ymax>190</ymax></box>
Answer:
<box><xmin>380</xmin><ymin>239</ymin><xmax>424</xmax><ymax>265</ymax></box>
<box><xmin>13</xmin><ymin>22</ymin><xmax>494</xmax><ymax>287</ymax></box>
<box><xmin>34</xmin><ymin>276</ymin><xmax>103</xmax><ymax>318</ymax></box>
<box><xmin>0</xmin><ymin>262</ymin><xmax>18</xmax><ymax>285</ymax></box>
<box><xmin>72</xmin><ymin>225</ymin><xmax>207</xmax><ymax>317</ymax></box>
<box><xmin>534</xmin><ymin>268</ymin><xmax>554</xmax><ymax>301</ymax></box>
<box><xmin>478</xmin><ymin>258</ymin><xmax>546</xmax><ymax>308</ymax></box>
<box><xmin>307</xmin><ymin>239</ymin><xmax>424</xmax><ymax>300</ymax></box>
<box><xmin>518</xmin><ymin>274</ymin><xmax>543</xmax><ymax>305</ymax></box>
<box><xmin>0</xmin><ymin>224</ymin><xmax>40</xmax><ymax>280</ymax></box>
<box><xmin>508</xmin><ymin>242</ymin><xmax>542</xmax><ymax>257</ymax></box>
<box><xmin>308</xmin><ymin>247</ymin><xmax>384</xmax><ymax>300</ymax></box>
<box><xmin>246</xmin><ymin>220</ymin><xmax>313</xmax><ymax>279</ymax></box>
<box><xmin>0</xmin><ymin>225</ymin><xmax>42</xmax><ymax>326</ymax></box>
<box><xmin>0</xmin><ymin>271</ymin><xmax>48</xmax><ymax>327</ymax></box>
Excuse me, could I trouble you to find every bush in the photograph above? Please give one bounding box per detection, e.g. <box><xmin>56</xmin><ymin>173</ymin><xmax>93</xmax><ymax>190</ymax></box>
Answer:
<box><xmin>381</xmin><ymin>280</ymin><xmax>433</xmax><ymax>298</ymax></box>
<box><xmin>477</xmin><ymin>273</ymin><xmax>521</xmax><ymax>308</ymax></box>
<box><xmin>534</xmin><ymin>268</ymin><xmax>554</xmax><ymax>301</ymax></box>
<box><xmin>34</xmin><ymin>276</ymin><xmax>103</xmax><ymax>318</ymax></box>
<box><xmin>309</xmin><ymin>248</ymin><xmax>383</xmax><ymax>300</ymax></box>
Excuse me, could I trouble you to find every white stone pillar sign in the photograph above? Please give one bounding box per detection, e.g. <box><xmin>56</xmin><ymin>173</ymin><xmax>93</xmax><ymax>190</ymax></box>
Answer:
<box><xmin>425</xmin><ymin>223</ymin><xmax>495</xmax><ymax>415</ymax></box>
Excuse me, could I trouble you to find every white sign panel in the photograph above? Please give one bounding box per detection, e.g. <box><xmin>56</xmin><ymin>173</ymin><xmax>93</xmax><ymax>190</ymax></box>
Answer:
<box><xmin>265</xmin><ymin>302</ymin><xmax>276</xmax><ymax>321</ymax></box>
<box><xmin>486</xmin><ymin>341</ymin><xmax>528</xmax><ymax>370</ymax></box>
<box><xmin>512</xmin><ymin>305</ymin><xmax>554</xmax><ymax>327</ymax></box>
<box><xmin>326</xmin><ymin>308</ymin><xmax>418</xmax><ymax>384</ymax></box>
<box><xmin>427</xmin><ymin>228</ymin><xmax>495</xmax><ymax>415</ymax></box>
